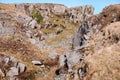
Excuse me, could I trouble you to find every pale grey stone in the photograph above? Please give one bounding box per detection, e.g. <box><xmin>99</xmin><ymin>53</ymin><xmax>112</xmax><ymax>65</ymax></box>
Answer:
<box><xmin>54</xmin><ymin>74</ymin><xmax>66</xmax><ymax>80</ymax></box>
<box><xmin>26</xmin><ymin>30</ymin><xmax>32</xmax><ymax>37</ymax></box>
<box><xmin>59</xmin><ymin>50</ymin><xmax>83</xmax><ymax>71</ymax></box>
<box><xmin>6</xmin><ymin>67</ymin><xmax>19</xmax><ymax>77</ymax></box>
<box><xmin>17</xmin><ymin>62</ymin><xmax>26</xmax><ymax>73</ymax></box>
<box><xmin>59</xmin><ymin>54</ymin><xmax>66</xmax><ymax>68</ymax></box>
<box><xmin>32</xmin><ymin>60</ymin><xmax>42</xmax><ymax>65</ymax></box>
<box><xmin>29</xmin><ymin>38</ymin><xmax>36</xmax><ymax>44</ymax></box>
<box><xmin>9</xmin><ymin>56</ymin><xmax>17</xmax><ymax>63</ymax></box>
<box><xmin>40</xmin><ymin>65</ymin><xmax>45</xmax><ymax>68</ymax></box>
<box><xmin>29</xmin><ymin>20</ymin><xmax>37</xmax><ymax>29</ymax></box>
<box><xmin>48</xmin><ymin>51</ymin><xmax>58</xmax><ymax>59</ymax></box>
<box><xmin>4</xmin><ymin>57</ymin><xmax>10</xmax><ymax>64</ymax></box>
<box><xmin>53</xmin><ymin>5</ymin><xmax>66</xmax><ymax>15</ymax></box>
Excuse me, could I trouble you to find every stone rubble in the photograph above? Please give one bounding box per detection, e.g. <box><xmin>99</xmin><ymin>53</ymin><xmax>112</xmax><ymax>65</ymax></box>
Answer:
<box><xmin>0</xmin><ymin>54</ymin><xmax>26</xmax><ymax>79</ymax></box>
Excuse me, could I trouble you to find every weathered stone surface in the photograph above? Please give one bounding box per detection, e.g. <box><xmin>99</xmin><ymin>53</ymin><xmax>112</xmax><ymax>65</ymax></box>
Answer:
<box><xmin>32</xmin><ymin>60</ymin><xmax>42</xmax><ymax>65</ymax></box>
<box><xmin>78</xmin><ymin>64</ymin><xmax>87</xmax><ymax>79</ymax></box>
<box><xmin>72</xmin><ymin>4</ymin><xmax>120</xmax><ymax>50</ymax></box>
<box><xmin>59</xmin><ymin>50</ymin><xmax>83</xmax><ymax>72</ymax></box>
<box><xmin>54</xmin><ymin>74</ymin><xmax>66</xmax><ymax>80</ymax></box>
<box><xmin>15</xmin><ymin>3</ymin><xmax>94</xmax><ymax>25</ymax></box>
<box><xmin>0</xmin><ymin>21</ymin><xmax>15</xmax><ymax>38</ymax></box>
<box><xmin>6</xmin><ymin>67</ymin><xmax>19</xmax><ymax>77</ymax></box>
<box><xmin>29</xmin><ymin>20</ymin><xmax>38</xmax><ymax>29</ymax></box>
<box><xmin>0</xmin><ymin>54</ymin><xmax>26</xmax><ymax>79</ymax></box>
<box><xmin>29</xmin><ymin>38</ymin><xmax>36</xmax><ymax>44</ymax></box>
<box><xmin>48</xmin><ymin>51</ymin><xmax>58</xmax><ymax>59</ymax></box>
<box><xmin>72</xmin><ymin>22</ymin><xmax>89</xmax><ymax>49</ymax></box>
<box><xmin>0</xmin><ymin>3</ymin><xmax>94</xmax><ymax>49</ymax></box>
<box><xmin>16</xmin><ymin>62</ymin><xmax>26</xmax><ymax>73</ymax></box>
<box><xmin>9</xmin><ymin>56</ymin><xmax>17</xmax><ymax>63</ymax></box>
<box><xmin>53</xmin><ymin>5</ymin><xmax>67</xmax><ymax>15</ymax></box>
<box><xmin>67</xmin><ymin>5</ymin><xmax>94</xmax><ymax>23</ymax></box>
<box><xmin>0</xmin><ymin>3</ymin><xmax>119</xmax><ymax>80</ymax></box>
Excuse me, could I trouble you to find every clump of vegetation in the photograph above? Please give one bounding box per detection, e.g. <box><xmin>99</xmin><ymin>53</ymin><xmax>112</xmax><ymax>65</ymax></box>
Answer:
<box><xmin>31</xmin><ymin>9</ymin><xmax>43</xmax><ymax>23</ymax></box>
<box><xmin>28</xmin><ymin>71</ymin><xmax>35</xmax><ymax>80</ymax></box>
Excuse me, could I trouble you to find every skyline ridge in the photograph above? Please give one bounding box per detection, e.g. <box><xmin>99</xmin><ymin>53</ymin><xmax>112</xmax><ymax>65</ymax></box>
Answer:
<box><xmin>0</xmin><ymin>0</ymin><xmax>119</xmax><ymax>14</ymax></box>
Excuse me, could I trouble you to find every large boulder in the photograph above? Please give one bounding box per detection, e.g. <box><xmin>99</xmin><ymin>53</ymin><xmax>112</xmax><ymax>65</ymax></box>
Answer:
<box><xmin>72</xmin><ymin>22</ymin><xmax>89</xmax><ymax>49</ymax></box>
<box><xmin>16</xmin><ymin>62</ymin><xmax>26</xmax><ymax>73</ymax></box>
<box><xmin>59</xmin><ymin>50</ymin><xmax>83</xmax><ymax>72</ymax></box>
<box><xmin>6</xmin><ymin>67</ymin><xmax>19</xmax><ymax>77</ymax></box>
<box><xmin>53</xmin><ymin>5</ymin><xmax>67</xmax><ymax>15</ymax></box>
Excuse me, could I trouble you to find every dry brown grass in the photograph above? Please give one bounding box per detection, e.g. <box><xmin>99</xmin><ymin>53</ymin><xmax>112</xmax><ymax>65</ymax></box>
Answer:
<box><xmin>84</xmin><ymin>22</ymin><xmax>120</xmax><ymax>80</ymax></box>
<box><xmin>85</xmin><ymin>42</ymin><xmax>120</xmax><ymax>80</ymax></box>
<box><xmin>0</xmin><ymin>4</ymin><xmax>15</xmax><ymax>11</ymax></box>
<box><xmin>63</xmin><ymin>19</ymin><xmax>120</xmax><ymax>80</ymax></box>
<box><xmin>41</xmin><ymin>15</ymin><xmax>79</xmax><ymax>47</ymax></box>
<box><xmin>0</xmin><ymin>34</ymin><xmax>62</xmax><ymax>79</ymax></box>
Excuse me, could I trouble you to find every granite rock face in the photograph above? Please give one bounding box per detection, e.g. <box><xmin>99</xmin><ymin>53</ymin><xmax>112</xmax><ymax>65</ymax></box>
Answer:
<box><xmin>15</xmin><ymin>3</ymin><xmax>94</xmax><ymax>24</ymax></box>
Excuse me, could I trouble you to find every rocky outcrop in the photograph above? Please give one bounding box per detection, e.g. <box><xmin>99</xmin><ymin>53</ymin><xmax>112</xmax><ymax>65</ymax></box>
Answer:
<box><xmin>55</xmin><ymin>50</ymin><xmax>83</xmax><ymax>80</ymax></box>
<box><xmin>1</xmin><ymin>3</ymin><xmax>92</xmax><ymax>50</ymax></box>
<box><xmin>0</xmin><ymin>54</ymin><xmax>26</xmax><ymax>80</ymax></box>
<box><xmin>59</xmin><ymin>50</ymin><xmax>83</xmax><ymax>72</ymax></box>
<box><xmin>15</xmin><ymin>3</ymin><xmax>94</xmax><ymax>23</ymax></box>
<box><xmin>84</xmin><ymin>22</ymin><xmax>120</xmax><ymax>79</ymax></box>
<box><xmin>67</xmin><ymin>5</ymin><xmax>94</xmax><ymax>23</ymax></box>
<box><xmin>53</xmin><ymin>5</ymin><xmax>67</xmax><ymax>15</ymax></box>
<box><xmin>0</xmin><ymin>8</ymin><xmax>43</xmax><ymax>47</ymax></box>
<box><xmin>0</xmin><ymin>2</ymin><xmax>120</xmax><ymax>80</ymax></box>
<box><xmin>55</xmin><ymin>4</ymin><xmax>120</xmax><ymax>80</ymax></box>
<box><xmin>72</xmin><ymin>4</ymin><xmax>120</xmax><ymax>49</ymax></box>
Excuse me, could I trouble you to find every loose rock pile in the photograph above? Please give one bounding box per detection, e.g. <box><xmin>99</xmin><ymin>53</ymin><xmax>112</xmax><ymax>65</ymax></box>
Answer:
<box><xmin>0</xmin><ymin>54</ymin><xmax>26</xmax><ymax>80</ymax></box>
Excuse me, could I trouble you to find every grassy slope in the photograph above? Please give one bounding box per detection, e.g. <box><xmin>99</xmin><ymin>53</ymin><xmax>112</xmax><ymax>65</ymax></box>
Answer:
<box><xmin>41</xmin><ymin>15</ymin><xmax>80</xmax><ymax>47</ymax></box>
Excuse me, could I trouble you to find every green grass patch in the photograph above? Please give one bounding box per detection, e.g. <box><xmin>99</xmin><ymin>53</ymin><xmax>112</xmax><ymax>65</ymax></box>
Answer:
<box><xmin>41</xmin><ymin>14</ymin><xmax>80</xmax><ymax>47</ymax></box>
<box><xmin>31</xmin><ymin>9</ymin><xmax>43</xmax><ymax>23</ymax></box>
